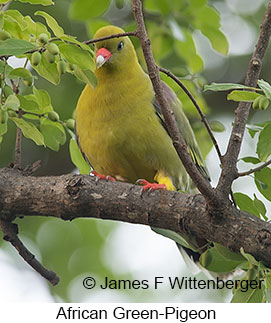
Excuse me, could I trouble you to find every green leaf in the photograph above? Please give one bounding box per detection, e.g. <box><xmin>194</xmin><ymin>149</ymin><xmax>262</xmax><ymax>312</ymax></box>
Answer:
<box><xmin>73</xmin><ymin>67</ymin><xmax>97</xmax><ymax>87</ymax></box>
<box><xmin>59</xmin><ymin>34</ymin><xmax>93</xmax><ymax>52</ymax></box>
<box><xmin>174</xmin><ymin>30</ymin><xmax>203</xmax><ymax>73</ymax></box>
<box><xmin>258</xmin><ymin>79</ymin><xmax>271</xmax><ymax>100</ymax></box>
<box><xmin>3</xmin><ymin>94</ymin><xmax>20</xmax><ymax>110</ymax></box>
<box><xmin>200</xmin><ymin>246</ymin><xmax>243</xmax><ymax>273</ymax></box>
<box><xmin>18</xmin><ymin>0</ymin><xmax>53</xmax><ymax>5</ymax></box>
<box><xmin>4</xmin><ymin>10</ymin><xmax>28</xmax><ymax>31</ymax></box>
<box><xmin>253</xmin><ymin>194</ymin><xmax>267</xmax><ymax>220</ymax></box>
<box><xmin>40</xmin><ymin>118</ymin><xmax>66</xmax><ymax>151</ymax></box>
<box><xmin>227</xmin><ymin>90</ymin><xmax>260</xmax><ymax>102</ymax></box>
<box><xmin>234</xmin><ymin>192</ymin><xmax>260</xmax><ymax>218</ymax></box>
<box><xmin>257</xmin><ymin>123</ymin><xmax>271</xmax><ymax>161</ymax></box>
<box><xmin>192</xmin><ymin>6</ymin><xmax>228</xmax><ymax>55</ymax></box>
<box><xmin>70</xmin><ymin>0</ymin><xmax>110</xmax><ymax>21</ymax></box>
<box><xmin>201</xmin><ymin>26</ymin><xmax>228</xmax><ymax>55</ymax></box>
<box><xmin>11</xmin><ymin>117</ymin><xmax>45</xmax><ymax>146</ymax></box>
<box><xmin>35</xmin><ymin>11</ymin><xmax>64</xmax><ymax>38</ymax></box>
<box><xmin>8</xmin><ymin>67</ymin><xmax>33</xmax><ymax>82</ymax></box>
<box><xmin>17</xmin><ymin>95</ymin><xmax>39</xmax><ymax>112</ymax></box>
<box><xmin>231</xmin><ymin>280</ymin><xmax>265</xmax><ymax>303</ymax></box>
<box><xmin>204</xmin><ymin>82</ymin><xmax>257</xmax><ymax>92</ymax></box>
<box><xmin>24</xmin><ymin>15</ymin><xmax>51</xmax><ymax>39</ymax></box>
<box><xmin>33</xmin><ymin>53</ymin><xmax>60</xmax><ymax>85</ymax></box>
<box><xmin>242</xmin><ymin>156</ymin><xmax>261</xmax><ymax>164</ymax></box>
<box><xmin>69</xmin><ymin>138</ymin><xmax>91</xmax><ymax>174</ymax></box>
<box><xmin>246</xmin><ymin>124</ymin><xmax>262</xmax><ymax>138</ymax></box>
<box><xmin>0</xmin><ymin>122</ymin><xmax>7</xmax><ymax>136</ymax></box>
<box><xmin>255</xmin><ymin>167</ymin><xmax>271</xmax><ymax>201</ymax></box>
<box><xmin>33</xmin><ymin>87</ymin><xmax>53</xmax><ymax>113</ymax></box>
<box><xmin>240</xmin><ymin>248</ymin><xmax>258</xmax><ymax>266</ymax></box>
<box><xmin>0</xmin><ymin>61</ymin><xmax>13</xmax><ymax>75</ymax></box>
<box><xmin>209</xmin><ymin>120</ymin><xmax>225</xmax><ymax>132</ymax></box>
<box><xmin>214</xmin><ymin>243</ymin><xmax>245</xmax><ymax>263</ymax></box>
<box><xmin>0</xmin><ymin>39</ymin><xmax>37</xmax><ymax>56</ymax></box>
<box><xmin>0</xmin><ymin>11</ymin><xmax>3</xmax><ymax>29</ymax></box>
<box><xmin>59</xmin><ymin>43</ymin><xmax>94</xmax><ymax>70</ymax></box>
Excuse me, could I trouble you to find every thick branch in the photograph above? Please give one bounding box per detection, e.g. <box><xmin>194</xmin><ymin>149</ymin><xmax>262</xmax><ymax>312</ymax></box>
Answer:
<box><xmin>131</xmin><ymin>0</ymin><xmax>218</xmax><ymax>205</ymax></box>
<box><xmin>217</xmin><ymin>2</ymin><xmax>271</xmax><ymax>196</ymax></box>
<box><xmin>0</xmin><ymin>168</ymin><xmax>271</xmax><ymax>268</ymax></box>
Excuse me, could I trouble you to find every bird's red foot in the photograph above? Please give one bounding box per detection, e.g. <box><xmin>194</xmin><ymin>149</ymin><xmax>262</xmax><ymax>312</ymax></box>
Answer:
<box><xmin>136</xmin><ymin>179</ymin><xmax>166</xmax><ymax>192</ymax></box>
<box><xmin>91</xmin><ymin>170</ymin><xmax>116</xmax><ymax>183</ymax></box>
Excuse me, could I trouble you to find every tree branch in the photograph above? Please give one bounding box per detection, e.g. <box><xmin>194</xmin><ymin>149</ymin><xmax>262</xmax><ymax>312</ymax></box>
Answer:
<box><xmin>238</xmin><ymin>159</ymin><xmax>271</xmax><ymax>177</ymax></box>
<box><xmin>131</xmin><ymin>0</ymin><xmax>218</xmax><ymax>206</ymax></box>
<box><xmin>0</xmin><ymin>168</ymin><xmax>271</xmax><ymax>268</ymax></box>
<box><xmin>0</xmin><ymin>218</ymin><xmax>59</xmax><ymax>285</ymax></box>
<box><xmin>84</xmin><ymin>31</ymin><xmax>138</xmax><ymax>45</ymax></box>
<box><xmin>217</xmin><ymin>1</ymin><xmax>271</xmax><ymax>196</ymax></box>
<box><xmin>159</xmin><ymin>66</ymin><xmax>223</xmax><ymax>164</ymax></box>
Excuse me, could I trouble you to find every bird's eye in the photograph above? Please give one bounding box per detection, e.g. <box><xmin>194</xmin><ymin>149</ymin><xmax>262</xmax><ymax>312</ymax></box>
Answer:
<box><xmin>117</xmin><ymin>41</ymin><xmax>124</xmax><ymax>51</ymax></box>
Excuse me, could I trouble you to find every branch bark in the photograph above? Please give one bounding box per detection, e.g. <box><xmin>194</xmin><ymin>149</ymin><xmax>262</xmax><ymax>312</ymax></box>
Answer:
<box><xmin>131</xmin><ymin>0</ymin><xmax>218</xmax><ymax>206</ymax></box>
<box><xmin>0</xmin><ymin>168</ymin><xmax>271</xmax><ymax>267</ymax></box>
<box><xmin>217</xmin><ymin>1</ymin><xmax>271</xmax><ymax>196</ymax></box>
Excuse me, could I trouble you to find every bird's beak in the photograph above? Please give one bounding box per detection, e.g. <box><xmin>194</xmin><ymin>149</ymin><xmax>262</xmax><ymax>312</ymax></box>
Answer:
<box><xmin>96</xmin><ymin>48</ymin><xmax>112</xmax><ymax>69</ymax></box>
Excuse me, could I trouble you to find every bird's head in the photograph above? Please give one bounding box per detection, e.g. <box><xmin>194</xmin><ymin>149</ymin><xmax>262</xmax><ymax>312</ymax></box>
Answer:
<box><xmin>93</xmin><ymin>26</ymin><xmax>137</xmax><ymax>73</ymax></box>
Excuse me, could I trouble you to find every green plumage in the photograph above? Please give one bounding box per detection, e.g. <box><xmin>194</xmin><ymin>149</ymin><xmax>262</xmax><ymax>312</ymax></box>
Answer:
<box><xmin>75</xmin><ymin>25</ymin><xmax>208</xmax><ymax>192</ymax></box>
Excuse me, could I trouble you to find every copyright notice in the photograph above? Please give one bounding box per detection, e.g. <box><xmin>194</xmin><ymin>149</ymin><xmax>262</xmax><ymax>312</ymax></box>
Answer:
<box><xmin>82</xmin><ymin>276</ymin><xmax>263</xmax><ymax>292</ymax></box>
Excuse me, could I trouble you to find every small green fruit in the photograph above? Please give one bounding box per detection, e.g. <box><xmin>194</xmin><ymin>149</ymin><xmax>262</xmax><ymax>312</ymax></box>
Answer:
<box><xmin>44</xmin><ymin>50</ymin><xmax>55</xmax><ymax>64</ymax></box>
<box><xmin>47</xmin><ymin>42</ymin><xmax>60</xmax><ymax>56</ymax></box>
<box><xmin>115</xmin><ymin>0</ymin><xmax>124</xmax><ymax>9</ymax></box>
<box><xmin>259</xmin><ymin>96</ymin><xmax>269</xmax><ymax>110</ymax></box>
<box><xmin>38</xmin><ymin>33</ymin><xmax>49</xmax><ymax>44</ymax></box>
<box><xmin>0</xmin><ymin>109</ymin><xmax>8</xmax><ymax>124</ymax></box>
<box><xmin>0</xmin><ymin>30</ymin><xmax>11</xmax><ymax>41</ymax></box>
<box><xmin>31</xmin><ymin>51</ymin><xmax>42</xmax><ymax>66</ymax></box>
<box><xmin>48</xmin><ymin>111</ymin><xmax>60</xmax><ymax>122</ymax></box>
<box><xmin>252</xmin><ymin>96</ymin><xmax>263</xmax><ymax>110</ymax></box>
<box><xmin>66</xmin><ymin>119</ymin><xmax>75</xmax><ymax>131</ymax></box>
<box><xmin>3</xmin><ymin>85</ymin><xmax>13</xmax><ymax>98</ymax></box>
<box><xmin>57</xmin><ymin>61</ymin><xmax>66</xmax><ymax>75</ymax></box>
<box><xmin>23</xmin><ymin>78</ymin><xmax>33</xmax><ymax>87</ymax></box>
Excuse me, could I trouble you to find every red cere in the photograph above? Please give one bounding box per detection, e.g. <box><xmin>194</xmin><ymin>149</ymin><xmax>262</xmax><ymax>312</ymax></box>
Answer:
<box><xmin>96</xmin><ymin>47</ymin><xmax>112</xmax><ymax>61</ymax></box>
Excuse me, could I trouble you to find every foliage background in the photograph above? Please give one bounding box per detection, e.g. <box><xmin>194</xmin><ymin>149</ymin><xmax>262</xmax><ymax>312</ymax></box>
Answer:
<box><xmin>0</xmin><ymin>0</ymin><xmax>270</xmax><ymax>302</ymax></box>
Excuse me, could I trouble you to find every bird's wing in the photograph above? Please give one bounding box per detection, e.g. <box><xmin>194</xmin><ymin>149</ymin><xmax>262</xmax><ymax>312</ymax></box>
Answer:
<box><xmin>74</xmin><ymin>121</ymin><xmax>93</xmax><ymax>170</ymax></box>
<box><xmin>153</xmin><ymin>82</ymin><xmax>210</xmax><ymax>182</ymax></box>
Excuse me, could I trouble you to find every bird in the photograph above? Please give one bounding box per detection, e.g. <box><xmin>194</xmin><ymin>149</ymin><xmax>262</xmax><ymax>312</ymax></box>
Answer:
<box><xmin>75</xmin><ymin>25</ymin><xmax>210</xmax><ymax>263</ymax></box>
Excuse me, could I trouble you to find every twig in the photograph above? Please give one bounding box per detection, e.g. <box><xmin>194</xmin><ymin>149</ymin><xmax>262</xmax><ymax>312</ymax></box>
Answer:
<box><xmin>239</xmin><ymin>159</ymin><xmax>271</xmax><ymax>177</ymax></box>
<box><xmin>217</xmin><ymin>1</ymin><xmax>271</xmax><ymax>196</ymax></box>
<box><xmin>13</xmin><ymin>109</ymin><xmax>22</xmax><ymax>169</ymax></box>
<box><xmin>0</xmin><ymin>219</ymin><xmax>59</xmax><ymax>285</ymax></box>
<box><xmin>23</xmin><ymin>160</ymin><xmax>42</xmax><ymax>175</ymax></box>
<box><xmin>84</xmin><ymin>31</ymin><xmax>137</xmax><ymax>45</ymax></box>
<box><xmin>131</xmin><ymin>0</ymin><xmax>217</xmax><ymax>205</ymax></box>
<box><xmin>159</xmin><ymin>66</ymin><xmax>223</xmax><ymax>163</ymax></box>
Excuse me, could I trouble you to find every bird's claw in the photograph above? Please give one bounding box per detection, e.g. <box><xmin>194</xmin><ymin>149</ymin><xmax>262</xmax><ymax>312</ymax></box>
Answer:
<box><xmin>136</xmin><ymin>179</ymin><xmax>166</xmax><ymax>194</ymax></box>
<box><xmin>90</xmin><ymin>170</ymin><xmax>116</xmax><ymax>184</ymax></box>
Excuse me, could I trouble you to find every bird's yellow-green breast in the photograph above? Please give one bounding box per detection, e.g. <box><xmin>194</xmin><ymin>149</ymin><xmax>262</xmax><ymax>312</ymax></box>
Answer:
<box><xmin>75</xmin><ymin>25</ymin><xmax>206</xmax><ymax>191</ymax></box>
